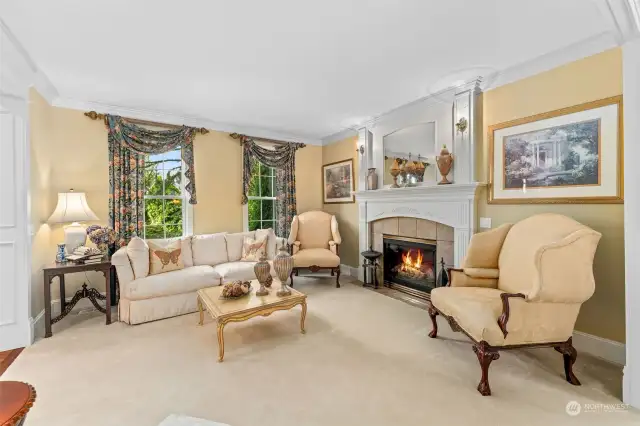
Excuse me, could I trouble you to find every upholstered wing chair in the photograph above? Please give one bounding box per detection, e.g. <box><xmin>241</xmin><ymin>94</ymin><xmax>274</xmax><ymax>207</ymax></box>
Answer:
<box><xmin>428</xmin><ymin>213</ymin><xmax>601</xmax><ymax>396</ymax></box>
<box><xmin>288</xmin><ymin>211</ymin><xmax>342</xmax><ymax>287</ymax></box>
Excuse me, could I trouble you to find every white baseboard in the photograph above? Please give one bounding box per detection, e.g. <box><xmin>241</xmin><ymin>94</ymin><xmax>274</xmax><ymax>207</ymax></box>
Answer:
<box><xmin>572</xmin><ymin>331</ymin><xmax>625</xmax><ymax>366</ymax></box>
<box><xmin>340</xmin><ymin>264</ymin><xmax>359</xmax><ymax>278</ymax></box>
<box><xmin>29</xmin><ymin>309</ymin><xmax>45</xmax><ymax>343</ymax></box>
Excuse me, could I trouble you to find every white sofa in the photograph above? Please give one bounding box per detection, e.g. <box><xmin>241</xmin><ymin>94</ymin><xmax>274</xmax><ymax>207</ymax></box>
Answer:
<box><xmin>112</xmin><ymin>229</ymin><xmax>284</xmax><ymax>325</ymax></box>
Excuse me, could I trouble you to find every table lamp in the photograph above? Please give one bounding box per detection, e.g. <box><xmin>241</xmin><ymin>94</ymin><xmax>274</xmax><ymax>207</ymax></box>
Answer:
<box><xmin>47</xmin><ymin>189</ymin><xmax>99</xmax><ymax>253</ymax></box>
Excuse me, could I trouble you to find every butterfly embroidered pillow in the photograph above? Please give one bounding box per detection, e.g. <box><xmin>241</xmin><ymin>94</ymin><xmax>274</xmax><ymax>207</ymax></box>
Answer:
<box><xmin>240</xmin><ymin>236</ymin><xmax>267</xmax><ymax>262</ymax></box>
<box><xmin>148</xmin><ymin>239</ymin><xmax>184</xmax><ymax>275</ymax></box>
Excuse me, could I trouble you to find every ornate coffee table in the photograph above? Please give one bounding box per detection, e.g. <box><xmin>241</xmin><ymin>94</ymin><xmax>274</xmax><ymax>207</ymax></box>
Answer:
<box><xmin>197</xmin><ymin>279</ymin><xmax>307</xmax><ymax>362</ymax></box>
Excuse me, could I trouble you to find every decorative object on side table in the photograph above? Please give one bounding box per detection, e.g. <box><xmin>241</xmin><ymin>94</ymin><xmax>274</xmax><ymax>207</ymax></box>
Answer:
<box><xmin>488</xmin><ymin>96</ymin><xmax>623</xmax><ymax>204</ymax></box>
<box><xmin>361</xmin><ymin>245</ymin><xmax>382</xmax><ymax>289</ymax></box>
<box><xmin>254</xmin><ymin>255</ymin><xmax>271</xmax><ymax>296</ymax></box>
<box><xmin>436</xmin><ymin>144</ymin><xmax>454</xmax><ymax>185</ymax></box>
<box><xmin>323</xmin><ymin>158</ymin><xmax>355</xmax><ymax>203</ymax></box>
<box><xmin>56</xmin><ymin>243</ymin><xmax>66</xmax><ymax>263</ymax></box>
<box><xmin>366</xmin><ymin>168</ymin><xmax>378</xmax><ymax>190</ymax></box>
<box><xmin>274</xmin><ymin>245</ymin><xmax>294</xmax><ymax>297</ymax></box>
<box><xmin>86</xmin><ymin>225</ymin><xmax>117</xmax><ymax>254</ymax></box>
<box><xmin>47</xmin><ymin>189</ymin><xmax>99</xmax><ymax>255</ymax></box>
<box><xmin>220</xmin><ymin>281</ymin><xmax>252</xmax><ymax>299</ymax></box>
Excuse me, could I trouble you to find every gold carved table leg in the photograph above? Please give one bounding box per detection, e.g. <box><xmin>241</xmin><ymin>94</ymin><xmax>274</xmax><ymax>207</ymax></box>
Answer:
<box><xmin>197</xmin><ymin>296</ymin><xmax>204</xmax><ymax>326</ymax></box>
<box><xmin>217</xmin><ymin>322</ymin><xmax>226</xmax><ymax>362</ymax></box>
<box><xmin>300</xmin><ymin>301</ymin><xmax>307</xmax><ymax>334</ymax></box>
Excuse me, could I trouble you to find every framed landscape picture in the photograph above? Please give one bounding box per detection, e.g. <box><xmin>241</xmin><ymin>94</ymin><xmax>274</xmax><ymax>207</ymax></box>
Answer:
<box><xmin>488</xmin><ymin>96</ymin><xmax>623</xmax><ymax>204</ymax></box>
<box><xmin>323</xmin><ymin>159</ymin><xmax>354</xmax><ymax>203</ymax></box>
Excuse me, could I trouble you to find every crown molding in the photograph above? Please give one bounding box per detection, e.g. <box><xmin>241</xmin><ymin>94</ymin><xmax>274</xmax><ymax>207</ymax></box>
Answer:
<box><xmin>52</xmin><ymin>97</ymin><xmax>324</xmax><ymax>146</ymax></box>
<box><xmin>321</xmin><ymin>128</ymin><xmax>358</xmax><ymax>145</ymax></box>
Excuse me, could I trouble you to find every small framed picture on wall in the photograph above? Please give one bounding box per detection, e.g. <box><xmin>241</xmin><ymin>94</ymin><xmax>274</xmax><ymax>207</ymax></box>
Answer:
<box><xmin>488</xmin><ymin>95</ymin><xmax>623</xmax><ymax>204</ymax></box>
<box><xmin>323</xmin><ymin>159</ymin><xmax>355</xmax><ymax>204</ymax></box>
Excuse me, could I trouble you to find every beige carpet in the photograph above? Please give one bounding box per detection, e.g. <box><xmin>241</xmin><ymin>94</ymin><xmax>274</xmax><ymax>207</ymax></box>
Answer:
<box><xmin>4</xmin><ymin>277</ymin><xmax>638</xmax><ymax>426</ymax></box>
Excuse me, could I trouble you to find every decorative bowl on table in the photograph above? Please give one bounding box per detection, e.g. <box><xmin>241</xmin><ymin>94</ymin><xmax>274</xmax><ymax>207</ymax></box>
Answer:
<box><xmin>219</xmin><ymin>280</ymin><xmax>252</xmax><ymax>300</ymax></box>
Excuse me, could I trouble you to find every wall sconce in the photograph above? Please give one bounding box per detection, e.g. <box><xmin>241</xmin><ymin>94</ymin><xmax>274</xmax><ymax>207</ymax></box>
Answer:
<box><xmin>356</xmin><ymin>145</ymin><xmax>365</xmax><ymax>155</ymax></box>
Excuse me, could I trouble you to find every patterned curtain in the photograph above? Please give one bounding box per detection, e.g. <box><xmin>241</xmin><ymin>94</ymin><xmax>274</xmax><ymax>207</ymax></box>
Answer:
<box><xmin>241</xmin><ymin>139</ymin><xmax>304</xmax><ymax>237</ymax></box>
<box><xmin>107</xmin><ymin>115</ymin><xmax>199</xmax><ymax>246</ymax></box>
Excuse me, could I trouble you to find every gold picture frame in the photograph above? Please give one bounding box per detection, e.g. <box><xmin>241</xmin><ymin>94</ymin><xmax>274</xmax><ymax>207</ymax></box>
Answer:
<box><xmin>488</xmin><ymin>95</ymin><xmax>623</xmax><ymax>204</ymax></box>
<box><xmin>323</xmin><ymin>159</ymin><xmax>355</xmax><ymax>204</ymax></box>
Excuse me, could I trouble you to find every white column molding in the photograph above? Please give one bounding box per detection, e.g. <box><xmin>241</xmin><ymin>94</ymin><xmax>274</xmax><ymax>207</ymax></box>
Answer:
<box><xmin>623</xmin><ymin>37</ymin><xmax>640</xmax><ymax>409</ymax></box>
<box><xmin>357</xmin><ymin>201</ymin><xmax>368</xmax><ymax>282</ymax></box>
<box><xmin>452</xmin><ymin>79</ymin><xmax>481</xmax><ymax>184</ymax></box>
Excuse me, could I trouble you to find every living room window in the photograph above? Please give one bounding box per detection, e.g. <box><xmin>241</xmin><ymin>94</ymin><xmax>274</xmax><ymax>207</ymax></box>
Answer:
<box><xmin>245</xmin><ymin>162</ymin><xmax>277</xmax><ymax>232</ymax></box>
<box><xmin>143</xmin><ymin>149</ymin><xmax>193</xmax><ymax>239</ymax></box>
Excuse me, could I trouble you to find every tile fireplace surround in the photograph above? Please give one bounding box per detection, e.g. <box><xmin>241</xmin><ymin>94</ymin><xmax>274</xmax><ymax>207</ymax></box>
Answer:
<box><xmin>355</xmin><ymin>183</ymin><xmax>485</xmax><ymax>283</ymax></box>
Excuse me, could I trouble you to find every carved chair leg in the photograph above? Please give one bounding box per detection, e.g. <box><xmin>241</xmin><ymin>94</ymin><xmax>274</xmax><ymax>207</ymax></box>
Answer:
<box><xmin>289</xmin><ymin>270</ymin><xmax>294</xmax><ymax>288</ymax></box>
<box><xmin>335</xmin><ymin>268</ymin><xmax>341</xmax><ymax>288</ymax></box>
<box><xmin>473</xmin><ymin>342</ymin><xmax>500</xmax><ymax>396</ymax></box>
<box><xmin>331</xmin><ymin>269</ymin><xmax>334</xmax><ymax>276</ymax></box>
<box><xmin>554</xmin><ymin>337</ymin><xmax>580</xmax><ymax>386</ymax></box>
<box><xmin>428</xmin><ymin>306</ymin><xmax>438</xmax><ymax>338</ymax></box>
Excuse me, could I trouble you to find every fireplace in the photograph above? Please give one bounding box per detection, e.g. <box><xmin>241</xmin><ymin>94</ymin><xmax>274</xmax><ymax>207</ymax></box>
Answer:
<box><xmin>383</xmin><ymin>235</ymin><xmax>437</xmax><ymax>298</ymax></box>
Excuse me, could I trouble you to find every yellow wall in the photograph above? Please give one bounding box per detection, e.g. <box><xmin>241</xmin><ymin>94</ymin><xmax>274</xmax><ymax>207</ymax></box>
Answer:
<box><xmin>322</xmin><ymin>136</ymin><xmax>360</xmax><ymax>267</ymax></box>
<box><xmin>478</xmin><ymin>48</ymin><xmax>625</xmax><ymax>342</ymax></box>
<box><xmin>29</xmin><ymin>90</ymin><xmax>323</xmax><ymax>312</ymax></box>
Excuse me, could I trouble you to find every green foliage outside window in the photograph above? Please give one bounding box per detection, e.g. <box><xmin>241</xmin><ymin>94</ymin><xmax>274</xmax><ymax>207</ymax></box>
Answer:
<box><xmin>248</xmin><ymin>162</ymin><xmax>276</xmax><ymax>231</ymax></box>
<box><xmin>144</xmin><ymin>150</ymin><xmax>184</xmax><ymax>239</ymax></box>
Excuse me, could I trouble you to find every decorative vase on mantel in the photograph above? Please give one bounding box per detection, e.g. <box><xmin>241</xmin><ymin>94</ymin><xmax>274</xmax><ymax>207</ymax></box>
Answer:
<box><xmin>436</xmin><ymin>145</ymin><xmax>454</xmax><ymax>185</ymax></box>
<box><xmin>274</xmin><ymin>245</ymin><xmax>293</xmax><ymax>297</ymax></box>
<box><xmin>366</xmin><ymin>168</ymin><xmax>378</xmax><ymax>190</ymax></box>
<box><xmin>254</xmin><ymin>255</ymin><xmax>271</xmax><ymax>296</ymax></box>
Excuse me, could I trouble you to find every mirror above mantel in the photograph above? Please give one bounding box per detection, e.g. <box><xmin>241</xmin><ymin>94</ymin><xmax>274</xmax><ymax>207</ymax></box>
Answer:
<box><xmin>383</xmin><ymin>122</ymin><xmax>437</xmax><ymax>186</ymax></box>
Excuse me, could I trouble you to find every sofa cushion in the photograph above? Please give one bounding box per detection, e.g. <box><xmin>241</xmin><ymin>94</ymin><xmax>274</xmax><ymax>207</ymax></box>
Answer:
<box><xmin>148</xmin><ymin>239</ymin><xmax>184</xmax><ymax>275</ymax></box>
<box><xmin>292</xmin><ymin>248</ymin><xmax>340</xmax><ymax>268</ymax></box>
<box><xmin>225</xmin><ymin>231</ymin><xmax>256</xmax><ymax>262</ymax></box>
<box><xmin>126</xmin><ymin>237</ymin><xmax>149</xmax><ymax>279</ymax></box>
<box><xmin>213</xmin><ymin>261</ymin><xmax>277</xmax><ymax>283</ymax></box>
<box><xmin>192</xmin><ymin>233</ymin><xmax>228</xmax><ymax>266</ymax></box>
<box><xmin>122</xmin><ymin>265</ymin><xmax>220</xmax><ymax>301</ymax></box>
<box><xmin>430</xmin><ymin>287</ymin><xmax>506</xmax><ymax>346</ymax></box>
<box><xmin>240</xmin><ymin>235</ymin><xmax>267</xmax><ymax>261</ymax></box>
<box><xmin>256</xmin><ymin>228</ymin><xmax>277</xmax><ymax>259</ymax></box>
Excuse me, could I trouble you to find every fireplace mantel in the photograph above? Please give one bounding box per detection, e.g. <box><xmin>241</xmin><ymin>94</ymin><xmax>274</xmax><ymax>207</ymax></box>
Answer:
<box><xmin>355</xmin><ymin>183</ymin><xmax>486</xmax><ymax>281</ymax></box>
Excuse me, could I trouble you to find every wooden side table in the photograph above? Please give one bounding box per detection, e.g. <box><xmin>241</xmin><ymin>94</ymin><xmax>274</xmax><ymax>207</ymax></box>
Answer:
<box><xmin>43</xmin><ymin>260</ymin><xmax>114</xmax><ymax>338</ymax></box>
<box><xmin>0</xmin><ymin>381</ymin><xmax>36</xmax><ymax>426</ymax></box>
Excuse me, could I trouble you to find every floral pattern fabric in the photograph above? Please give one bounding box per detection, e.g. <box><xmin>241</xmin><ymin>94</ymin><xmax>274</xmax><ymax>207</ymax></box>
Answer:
<box><xmin>241</xmin><ymin>138</ymin><xmax>303</xmax><ymax>237</ymax></box>
<box><xmin>107</xmin><ymin>115</ymin><xmax>199</xmax><ymax>246</ymax></box>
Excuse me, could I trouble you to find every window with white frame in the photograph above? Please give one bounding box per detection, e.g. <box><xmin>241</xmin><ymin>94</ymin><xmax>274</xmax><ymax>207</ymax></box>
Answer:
<box><xmin>246</xmin><ymin>162</ymin><xmax>276</xmax><ymax>231</ymax></box>
<box><xmin>143</xmin><ymin>149</ymin><xmax>192</xmax><ymax>239</ymax></box>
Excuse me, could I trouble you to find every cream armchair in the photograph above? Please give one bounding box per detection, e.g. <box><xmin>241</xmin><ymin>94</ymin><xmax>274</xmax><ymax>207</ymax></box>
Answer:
<box><xmin>288</xmin><ymin>211</ymin><xmax>342</xmax><ymax>287</ymax></box>
<box><xmin>428</xmin><ymin>213</ymin><xmax>601</xmax><ymax>396</ymax></box>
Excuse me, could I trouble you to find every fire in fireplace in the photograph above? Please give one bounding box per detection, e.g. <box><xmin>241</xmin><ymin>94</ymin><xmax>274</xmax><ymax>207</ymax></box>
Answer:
<box><xmin>383</xmin><ymin>235</ymin><xmax>437</xmax><ymax>297</ymax></box>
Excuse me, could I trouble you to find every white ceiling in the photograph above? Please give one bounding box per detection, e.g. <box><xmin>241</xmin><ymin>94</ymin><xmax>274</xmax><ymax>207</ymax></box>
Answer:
<box><xmin>0</xmin><ymin>0</ymin><xmax>635</xmax><ymax>143</ymax></box>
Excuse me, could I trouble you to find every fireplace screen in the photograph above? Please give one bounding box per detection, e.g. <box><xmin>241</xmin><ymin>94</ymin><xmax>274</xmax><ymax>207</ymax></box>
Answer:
<box><xmin>383</xmin><ymin>236</ymin><xmax>437</xmax><ymax>294</ymax></box>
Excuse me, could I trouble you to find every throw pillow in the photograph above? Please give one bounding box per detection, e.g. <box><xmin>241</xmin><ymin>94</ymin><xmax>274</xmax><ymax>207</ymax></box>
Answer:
<box><xmin>126</xmin><ymin>237</ymin><xmax>149</xmax><ymax>278</ymax></box>
<box><xmin>240</xmin><ymin>236</ymin><xmax>267</xmax><ymax>262</ymax></box>
<box><xmin>148</xmin><ymin>240</ymin><xmax>184</xmax><ymax>275</ymax></box>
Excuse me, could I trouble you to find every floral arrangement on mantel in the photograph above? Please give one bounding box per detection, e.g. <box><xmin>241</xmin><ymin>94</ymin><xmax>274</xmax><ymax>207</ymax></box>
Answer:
<box><xmin>86</xmin><ymin>225</ymin><xmax>117</xmax><ymax>254</ymax></box>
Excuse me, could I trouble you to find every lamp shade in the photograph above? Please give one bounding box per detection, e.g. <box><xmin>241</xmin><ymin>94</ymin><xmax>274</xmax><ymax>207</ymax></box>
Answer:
<box><xmin>47</xmin><ymin>191</ymin><xmax>99</xmax><ymax>224</ymax></box>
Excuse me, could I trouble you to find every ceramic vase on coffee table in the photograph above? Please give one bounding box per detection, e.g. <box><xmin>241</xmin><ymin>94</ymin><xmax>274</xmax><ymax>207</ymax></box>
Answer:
<box><xmin>254</xmin><ymin>255</ymin><xmax>271</xmax><ymax>296</ymax></box>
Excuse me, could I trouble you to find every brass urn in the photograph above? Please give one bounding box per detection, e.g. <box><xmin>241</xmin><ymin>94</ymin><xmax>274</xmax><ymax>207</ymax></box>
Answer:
<box><xmin>389</xmin><ymin>158</ymin><xmax>402</xmax><ymax>188</ymax></box>
<box><xmin>436</xmin><ymin>145</ymin><xmax>454</xmax><ymax>185</ymax></box>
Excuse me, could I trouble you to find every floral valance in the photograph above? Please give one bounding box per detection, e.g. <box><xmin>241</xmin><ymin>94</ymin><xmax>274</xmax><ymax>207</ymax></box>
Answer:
<box><xmin>241</xmin><ymin>137</ymin><xmax>303</xmax><ymax>237</ymax></box>
<box><xmin>106</xmin><ymin>115</ymin><xmax>198</xmax><ymax>204</ymax></box>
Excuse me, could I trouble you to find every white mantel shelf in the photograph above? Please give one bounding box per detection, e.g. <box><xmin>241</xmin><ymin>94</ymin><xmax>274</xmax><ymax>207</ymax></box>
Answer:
<box><xmin>354</xmin><ymin>182</ymin><xmax>485</xmax><ymax>202</ymax></box>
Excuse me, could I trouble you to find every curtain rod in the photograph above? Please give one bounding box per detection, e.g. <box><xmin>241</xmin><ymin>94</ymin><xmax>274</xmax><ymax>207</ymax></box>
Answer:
<box><xmin>84</xmin><ymin>111</ymin><xmax>210</xmax><ymax>134</ymax></box>
<box><xmin>229</xmin><ymin>132</ymin><xmax>306</xmax><ymax>148</ymax></box>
